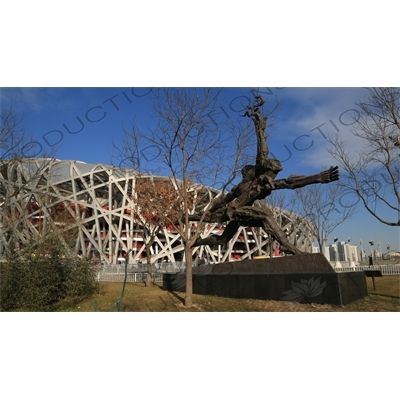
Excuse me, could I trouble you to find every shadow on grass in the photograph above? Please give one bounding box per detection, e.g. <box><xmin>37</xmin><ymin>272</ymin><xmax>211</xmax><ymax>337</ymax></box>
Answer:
<box><xmin>153</xmin><ymin>282</ymin><xmax>163</xmax><ymax>289</ymax></box>
<box><xmin>152</xmin><ymin>281</ymin><xmax>185</xmax><ymax>305</ymax></box>
<box><xmin>369</xmin><ymin>293</ymin><xmax>400</xmax><ymax>299</ymax></box>
<box><xmin>167</xmin><ymin>290</ymin><xmax>185</xmax><ymax>304</ymax></box>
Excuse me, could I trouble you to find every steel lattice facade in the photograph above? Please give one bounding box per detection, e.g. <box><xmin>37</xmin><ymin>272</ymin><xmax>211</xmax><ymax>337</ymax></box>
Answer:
<box><xmin>0</xmin><ymin>158</ymin><xmax>314</xmax><ymax>264</ymax></box>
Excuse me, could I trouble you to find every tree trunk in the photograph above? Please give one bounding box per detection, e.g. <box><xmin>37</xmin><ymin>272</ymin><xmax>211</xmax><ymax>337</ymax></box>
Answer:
<box><xmin>184</xmin><ymin>244</ymin><xmax>193</xmax><ymax>307</ymax></box>
<box><xmin>318</xmin><ymin>239</ymin><xmax>323</xmax><ymax>253</ymax></box>
<box><xmin>146</xmin><ymin>244</ymin><xmax>152</xmax><ymax>287</ymax></box>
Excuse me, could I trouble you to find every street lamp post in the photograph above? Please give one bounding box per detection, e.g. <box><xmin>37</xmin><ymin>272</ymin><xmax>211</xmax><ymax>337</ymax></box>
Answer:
<box><xmin>334</xmin><ymin>237</ymin><xmax>339</xmax><ymax>266</ymax></box>
<box><xmin>115</xmin><ymin>248</ymin><xmax>133</xmax><ymax>312</ymax></box>
<box><xmin>369</xmin><ymin>240</ymin><xmax>374</xmax><ymax>260</ymax></box>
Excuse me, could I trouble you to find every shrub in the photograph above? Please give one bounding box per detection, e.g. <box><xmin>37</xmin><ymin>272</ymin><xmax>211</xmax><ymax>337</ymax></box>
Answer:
<box><xmin>0</xmin><ymin>237</ymin><xmax>98</xmax><ymax>311</ymax></box>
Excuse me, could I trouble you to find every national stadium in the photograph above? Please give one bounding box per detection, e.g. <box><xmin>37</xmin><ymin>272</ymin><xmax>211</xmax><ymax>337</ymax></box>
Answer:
<box><xmin>0</xmin><ymin>158</ymin><xmax>314</xmax><ymax>265</ymax></box>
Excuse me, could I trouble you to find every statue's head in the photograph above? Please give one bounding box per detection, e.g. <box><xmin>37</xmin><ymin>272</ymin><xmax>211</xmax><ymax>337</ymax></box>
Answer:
<box><xmin>266</xmin><ymin>158</ymin><xmax>283</xmax><ymax>173</ymax></box>
<box><xmin>241</xmin><ymin>158</ymin><xmax>283</xmax><ymax>180</ymax></box>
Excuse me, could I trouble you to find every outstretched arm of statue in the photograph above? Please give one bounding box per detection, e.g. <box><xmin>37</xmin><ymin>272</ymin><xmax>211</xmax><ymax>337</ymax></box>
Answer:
<box><xmin>255</xmin><ymin>121</ymin><xmax>269</xmax><ymax>169</ymax></box>
<box><xmin>242</xmin><ymin>96</ymin><xmax>269</xmax><ymax>169</ymax></box>
<box><xmin>272</xmin><ymin>166</ymin><xmax>339</xmax><ymax>190</ymax></box>
<box><xmin>253</xmin><ymin>96</ymin><xmax>268</xmax><ymax>168</ymax></box>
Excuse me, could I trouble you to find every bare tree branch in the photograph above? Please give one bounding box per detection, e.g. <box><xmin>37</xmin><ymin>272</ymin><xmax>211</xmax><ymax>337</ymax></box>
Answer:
<box><xmin>293</xmin><ymin>182</ymin><xmax>357</xmax><ymax>252</ymax></box>
<box><xmin>1</xmin><ymin>107</ymin><xmax>56</xmax><ymax>254</ymax></box>
<box><xmin>327</xmin><ymin>88</ymin><xmax>400</xmax><ymax>226</ymax></box>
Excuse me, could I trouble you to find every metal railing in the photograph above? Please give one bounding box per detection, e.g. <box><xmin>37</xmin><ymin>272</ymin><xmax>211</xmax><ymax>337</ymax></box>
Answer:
<box><xmin>97</xmin><ymin>272</ymin><xmax>164</xmax><ymax>283</ymax></box>
<box><xmin>98</xmin><ymin>262</ymin><xmax>186</xmax><ymax>272</ymax></box>
<box><xmin>333</xmin><ymin>264</ymin><xmax>400</xmax><ymax>275</ymax></box>
<box><xmin>95</xmin><ymin>262</ymin><xmax>186</xmax><ymax>282</ymax></box>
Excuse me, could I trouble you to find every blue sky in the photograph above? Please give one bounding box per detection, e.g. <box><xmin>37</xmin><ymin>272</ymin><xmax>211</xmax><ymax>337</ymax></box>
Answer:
<box><xmin>1</xmin><ymin>87</ymin><xmax>399</xmax><ymax>254</ymax></box>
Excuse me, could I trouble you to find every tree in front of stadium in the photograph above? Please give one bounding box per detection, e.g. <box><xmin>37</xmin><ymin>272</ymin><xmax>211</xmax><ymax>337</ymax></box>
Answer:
<box><xmin>1</xmin><ymin>106</ymin><xmax>54</xmax><ymax>252</ymax></box>
<box><xmin>115</xmin><ymin>88</ymin><xmax>252</xmax><ymax>307</ymax></box>
<box><xmin>133</xmin><ymin>176</ymin><xmax>183</xmax><ymax>287</ymax></box>
<box><xmin>291</xmin><ymin>182</ymin><xmax>357</xmax><ymax>252</ymax></box>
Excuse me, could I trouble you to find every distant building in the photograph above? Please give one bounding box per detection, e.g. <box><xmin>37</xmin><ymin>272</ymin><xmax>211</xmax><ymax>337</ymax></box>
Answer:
<box><xmin>312</xmin><ymin>246</ymin><xmax>319</xmax><ymax>253</ymax></box>
<box><xmin>325</xmin><ymin>242</ymin><xmax>358</xmax><ymax>262</ymax></box>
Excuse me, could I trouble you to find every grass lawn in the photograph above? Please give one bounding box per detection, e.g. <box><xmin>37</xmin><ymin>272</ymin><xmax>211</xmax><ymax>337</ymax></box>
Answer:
<box><xmin>56</xmin><ymin>274</ymin><xmax>400</xmax><ymax>312</ymax></box>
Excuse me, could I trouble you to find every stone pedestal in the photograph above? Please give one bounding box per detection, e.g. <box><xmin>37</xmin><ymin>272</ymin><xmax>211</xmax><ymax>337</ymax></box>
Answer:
<box><xmin>162</xmin><ymin>254</ymin><xmax>368</xmax><ymax>305</ymax></box>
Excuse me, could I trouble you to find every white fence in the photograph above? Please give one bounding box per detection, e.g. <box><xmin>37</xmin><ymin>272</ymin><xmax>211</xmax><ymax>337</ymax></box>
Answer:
<box><xmin>96</xmin><ymin>271</ymin><xmax>164</xmax><ymax>283</ymax></box>
<box><xmin>333</xmin><ymin>264</ymin><xmax>400</xmax><ymax>275</ymax></box>
<box><xmin>95</xmin><ymin>262</ymin><xmax>185</xmax><ymax>282</ymax></box>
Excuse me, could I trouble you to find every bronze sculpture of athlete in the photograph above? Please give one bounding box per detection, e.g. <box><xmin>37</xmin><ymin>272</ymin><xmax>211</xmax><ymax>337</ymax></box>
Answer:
<box><xmin>191</xmin><ymin>95</ymin><xmax>339</xmax><ymax>255</ymax></box>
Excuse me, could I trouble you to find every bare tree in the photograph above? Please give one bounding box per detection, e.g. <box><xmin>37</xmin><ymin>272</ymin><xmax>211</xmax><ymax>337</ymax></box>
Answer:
<box><xmin>0</xmin><ymin>107</ymin><xmax>54</xmax><ymax>254</ymax></box>
<box><xmin>292</xmin><ymin>183</ymin><xmax>357</xmax><ymax>252</ymax></box>
<box><xmin>327</xmin><ymin>88</ymin><xmax>400</xmax><ymax>226</ymax></box>
<box><xmin>133</xmin><ymin>176</ymin><xmax>181</xmax><ymax>287</ymax></box>
<box><xmin>113</xmin><ymin>88</ymin><xmax>252</xmax><ymax>307</ymax></box>
<box><xmin>1</xmin><ymin>106</ymin><xmax>26</xmax><ymax>161</ymax></box>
